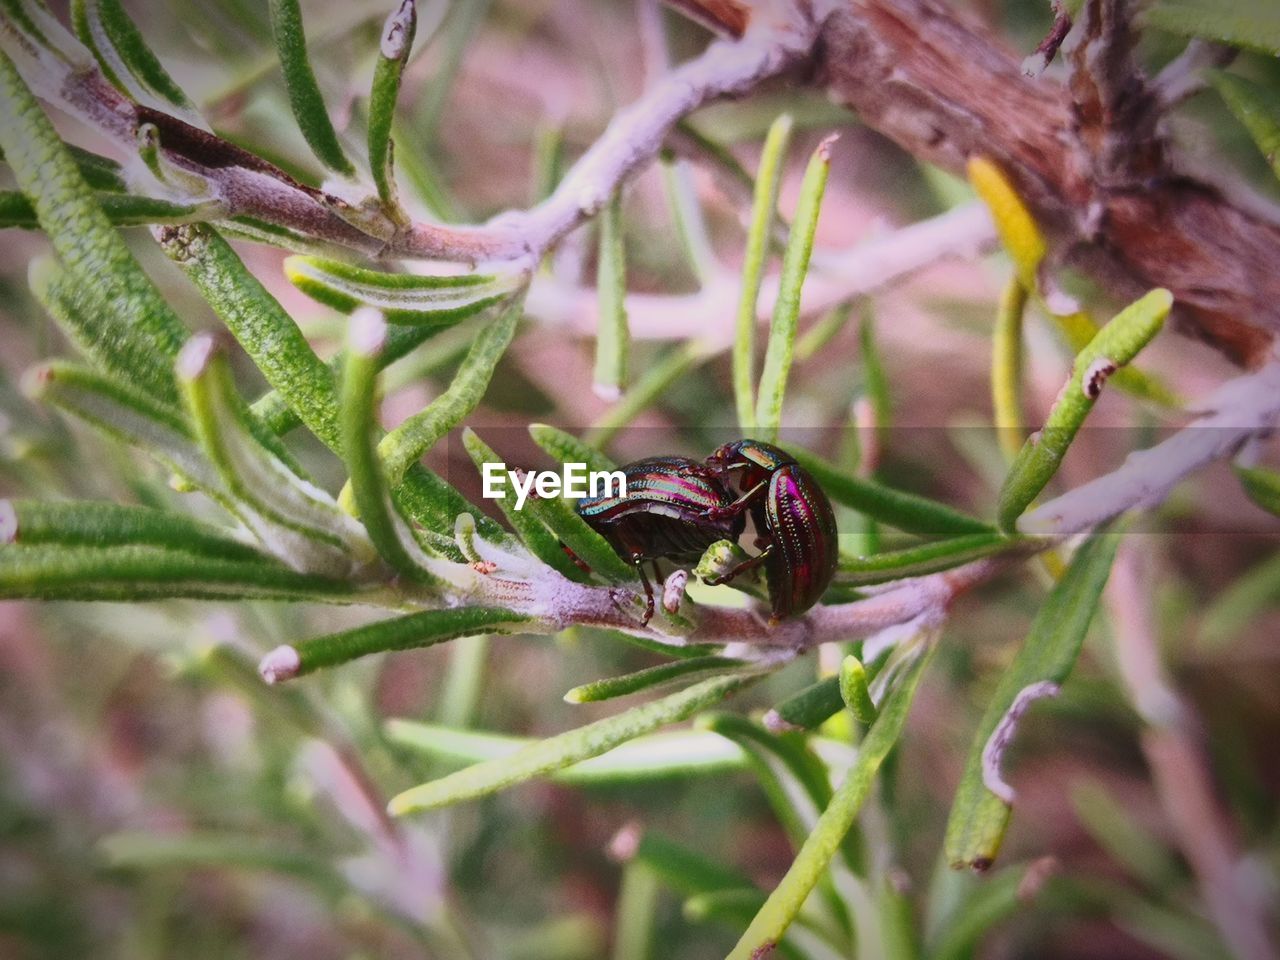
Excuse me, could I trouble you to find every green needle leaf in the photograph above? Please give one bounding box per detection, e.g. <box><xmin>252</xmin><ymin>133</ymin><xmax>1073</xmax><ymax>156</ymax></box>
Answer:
<box><xmin>997</xmin><ymin>289</ymin><xmax>1171</xmax><ymax>531</ymax></box>
<box><xmin>836</xmin><ymin>533</ymin><xmax>1031</xmax><ymax>586</ymax></box>
<box><xmin>461</xmin><ymin>428</ymin><xmax>588</xmax><ymax>581</ymax></box>
<box><xmin>368</xmin><ymin>0</ymin><xmax>417</xmax><ymax>213</ymax></box>
<box><xmin>377</xmin><ymin>296</ymin><xmax>523</xmax><ymax>488</ymax></box>
<box><xmin>2</xmin><ymin>498</ymin><xmax>265</xmax><ymax>563</ymax></box>
<box><xmin>1</xmin><ymin>51</ymin><xmax>188</xmax><ymax>403</ymax></box>
<box><xmin>340</xmin><ymin>309</ymin><xmax>440</xmax><ymax>583</ymax></box>
<box><xmin>763</xmin><ymin>676</ymin><xmax>843</xmax><ymax>733</ymax></box>
<box><xmin>790</xmin><ymin>447</ymin><xmax>995</xmax><ymax>536</ymax></box>
<box><xmin>0</xmin><ymin>542</ymin><xmax>354</xmax><ymax>603</ymax></box>
<box><xmin>158</xmin><ymin>224</ymin><xmax>341</xmax><ymax>449</ymax></box>
<box><xmin>593</xmin><ymin>192</ymin><xmax>629</xmax><ymax>400</ymax></box>
<box><xmin>177</xmin><ymin>335</ymin><xmax>367</xmax><ymax>575</ymax></box>
<box><xmin>24</xmin><ymin>360</ymin><xmax>220</xmax><ymax>494</ymax></box>
<box><xmin>71</xmin><ymin>0</ymin><xmax>196</xmax><ymax>113</ymax></box>
<box><xmin>387</xmin><ymin>671</ymin><xmax>762</xmax><ymax>813</ymax></box>
<box><xmin>585</xmin><ymin>340</ymin><xmax>713</xmax><ymax>449</ymax></box>
<box><xmin>0</xmin><ymin>191</ymin><xmax>206</xmax><ymax>228</ymax></box>
<box><xmin>735</xmin><ymin>113</ymin><xmax>792</xmax><ymax>433</ymax></box>
<box><xmin>992</xmin><ymin>278</ymin><xmax>1028</xmax><ymax>463</ymax></box>
<box><xmin>1209</xmin><ymin>71</ymin><xmax>1280</xmax><ymax>182</ymax></box>
<box><xmin>385</xmin><ymin>724</ymin><xmax>748</xmax><ymax>784</ymax></box>
<box><xmin>565</xmin><ymin>657</ymin><xmax>749</xmax><ymax>704</ymax></box>
<box><xmin>285</xmin><ymin>255</ymin><xmax>521</xmax><ymax>326</ymax></box>
<box><xmin>944</xmin><ymin>531</ymin><xmax>1119</xmax><ymax>871</ymax></box>
<box><xmin>529</xmin><ymin>423</ymin><xmax>618</xmax><ymax>473</ymax></box>
<box><xmin>838</xmin><ymin>654</ymin><xmax>877</xmax><ymax>724</ymax></box>
<box><xmin>261</xmin><ymin>606</ymin><xmax>528</xmax><ymax>682</ymax></box>
<box><xmin>755</xmin><ymin>135</ymin><xmax>833</xmax><ymax>442</ymax></box>
<box><xmin>727</xmin><ymin>643</ymin><xmax>935</xmax><ymax>959</ymax></box>
<box><xmin>267</xmin><ymin>0</ymin><xmax>356</xmax><ymax>176</ymax></box>
<box><xmin>1145</xmin><ymin>0</ymin><xmax>1280</xmax><ymax>56</ymax></box>
<box><xmin>1234</xmin><ymin>464</ymin><xmax>1280</xmax><ymax>517</ymax></box>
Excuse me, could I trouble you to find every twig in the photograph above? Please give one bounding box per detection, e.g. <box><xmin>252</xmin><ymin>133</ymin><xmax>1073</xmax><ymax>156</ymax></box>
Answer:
<box><xmin>1</xmin><ymin>2</ymin><xmax>821</xmax><ymax>266</ymax></box>
<box><xmin>526</xmin><ymin>201</ymin><xmax>996</xmax><ymax>342</ymax></box>
<box><xmin>1022</xmin><ymin>0</ymin><xmax>1073</xmax><ymax>78</ymax></box>
<box><xmin>1106</xmin><ymin>543</ymin><xmax>1278</xmax><ymax>960</ymax></box>
<box><xmin>1022</xmin><ymin>354</ymin><xmax>1280</xmax><ymax>534</ymax></box>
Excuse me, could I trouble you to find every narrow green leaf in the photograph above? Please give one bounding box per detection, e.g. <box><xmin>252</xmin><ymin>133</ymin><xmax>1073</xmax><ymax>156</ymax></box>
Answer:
<box><xmin>376</xmin><ymin>297</ymin><xmax>524</xmax><ymax>487</ymax></box>
<box><xmin>612</xmin><ymin>862</ymin><xmax>660</xmax><ymax>960</ymax></box>
<box><xmin>0</xmin><ymin>542</ymin><xmax>354</xmax><ymax>603</ymax></box>
<box><xmin>967</xmin><ymin>156</ymin><xmax>1045</xmax><ymax>289</ymax></box>
<box><xmin>944</xmin><ymin>532</ymin><xmax>1119</xmax><ymax>871</ymax></box>
<box><xmin>436</xmin><ymin>634</ymin><xmax>490</xmax><ymax>728</ymax></box>
<box><xmin>593</xmin><ymin>192</ymin><xmax>629</xmax><ymax>400</ymax></box>
<box><xmin>177</xmin><ymin>335</ymin><xmax>366</xmax><ymax>575</ymax></box>
<box><xmin>368</xmin><ymin>0</ymin><xmax>417</xmax><ymax>212</ymax></box>
<box><xmin>927</xmin><ymin>866</ymin><xmax>1024</xmax><ymax>960</ymax></box>
<box><xmin>99</xmin><ymin>832</ymin><xmax>345</xmax><ymax>894</ymax></box>
<box><xmin>251</xmin><ymin>320</ymin><xmax>459</xmax><ymax>438</ymax></box>
<box><xmin>1209</xmin><ymin>71</ymin><xmax>1280</xmax><ymax>182</ymax></box>
<box><xmin>1146</xmin><ymin>0</ymin><xmax>1280</xmax><ymax>56</ymax></box>
<box><xmin>157</xmin><ymin>224</ymin><xmax>341</xmax><ymax>449</ymax></box>
<box><xmin>763</xmin><ymin>675</ymin><xmax>843</xmax><ymax>732</ymax></box>
<box><xmin>0</xmin><ymin>191</ymin><xmax>206</xmax><ymax>228</ymax></box>
<box><xmin>1234</xmin><ymin>464</ymin><xmax>1280</xmax><ymax>517</ymax></box>
<box><xmin>585</xmin><ymin>340</ymin><xmax>713</xmax><ymax>448</ymax></box>
<box><xmin>727</xmin><ymin>644</ymin><xmax>935</xmax><ymax>959</ymax></box>
<box><xmin>388</xmin><ymin>671</ymin><xmax>761</xmax><ymax>813</ymax></box>
<box><xmin>1046</xmin><ymin>309</ymin><xmax>1181</xmax><ymax>408</ymax></box>
<box><xmin>566</xmin><ymin>656</ymin><xmax>748</xmax><ymax>704</ymax></box>
<box><xmin>71</xmin><ymin>0</ymin><xmax>195</xmax><ymax>112</ymax></box>
<box><xmin>399</xmin><ymin>461</ymin><xmax>512</xmax><ymax>545</ymax></box>
<box><xmin>755</xmin><ymin>135</ymin><xmax>833</xmax><ymax>441</ymax></box>
<box><xmin>735</xmin><ymin>114</ymin><xmax>792</xmax><ymax>433</ymax></box>
<box><xmin>341</xmin><ymin>310</ymin><xmax>442</xmax><ymax>582</ymax></box>
<box><xmin>512</xmin><ymin>468</ymin><xmax>635</xmax><ymax>584</ymax></box>
<box><xmin>661</xmin><ymin>156</ymin><xmax>716</xmax><ymax>285</ymax></box>
<box><xmin>2</xmin><ymin>498</ymin><xmax>264</xmax><ymax>562</ymax></box>
<box><xmin>1198</xmin><ymin>550</ymin><xmax>1280</xmax><ymax>649</ymax></box>
<box><xmin>1</xmin><ymin>52</ymin><xmax>188</xmax><ymax>402</ymax></box>
<box><xmin>386</xmin><ymin>723</ymin><xmax>748</xmax><ymax>784</ymax></box>
<box><xmin>859</xmin><ymin>307</ymin><xmax>891</xmax><ymax>440</ymax></box>
<box><xmin>795</xmin><ymin>301</ymin><xmax>855</xmax><ymax>363</ymax></box>
<box><xmin>529</xmin><ymin>423</ymin><xmax>618</xmax><ymax>473</ymax></box>
<box><xmin>460</xmin><ymin>428</ymin><xmax>586</xmax><ymax>580</ymax></box>
<box><xmin>790</xmin><ymin>448</ymin><xmax>995</xmax><ymax>536</ymax></box>
<box><xmin>1069</xmin><ymin>780</ymin><xmax>1182</xmax><ymax>889</ymax></box>
<box><xmin>624</xmin><ymin>829</ymin><xmax>756</xmax><ymax>897</ymax></box>
<box><xmin>839</xmin><ymin>655</ymin><xmax>877</xmax><ymax>724</ymax></box>
<box><xmin>836</xmin><ymin>533</ymin><xmax>1029</xmax><ymax>586</ymax></box>
<box><xmin>285</xmin><ymin>255</ymin><xmax>520</xmax><ymax>326</ymax></box>
<box><xmin>992</xmin><ymin>278</ymin><xmax>1028</xmax><ymax>463</ymax></box>
<box><xmin>997</xmin><ymin>289</ymin><xmax>1171</xmax><ymax>531</ymax></box>
<box><xmin>267</xmin><ymin>0</ymin><xmax>355</xmax><ymax>175</ymax></box>
<box><xmin>24</xmin><ymin>360</ymin><xmax>220</xmax><ymax>493</ymax></box>
<box><xmin>262</xmin><ymin>606</ymin><xmax>529</xmax><ymax>682</ymax></box>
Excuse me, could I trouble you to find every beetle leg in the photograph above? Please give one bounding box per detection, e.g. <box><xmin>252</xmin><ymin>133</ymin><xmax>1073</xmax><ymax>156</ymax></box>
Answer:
<box><xmin>700</xmin><ymin>479</ymin><xmax>769</xmax><ymax>521</ymax></box>
<box><xmin>703</xmin><ymin>543</ymin><xmax>772</xmax><ymax>586</ymax></box>
<box><xmin>634</xmin><ymin>560</ymin><xmax>656</xmax><ymax>625</ymax></box>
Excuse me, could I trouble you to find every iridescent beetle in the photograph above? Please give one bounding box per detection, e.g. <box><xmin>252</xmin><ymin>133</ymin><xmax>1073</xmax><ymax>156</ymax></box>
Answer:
<box><xmin>700</xmin><ymin>439</ymin><xmax>838</xmax><ymax>622</ymax></box>
<box><xmin>576</xmin><ymin>455</ymin><xmax>745</xmax><ymax>623</ymax></box>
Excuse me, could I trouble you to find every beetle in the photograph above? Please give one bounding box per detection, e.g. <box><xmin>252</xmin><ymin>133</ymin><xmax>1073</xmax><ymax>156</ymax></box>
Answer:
<box><xmin>576</xmin><ymin>455</ymin><xmax>745</xmax><ymax>623</ymax></box>
<box><xmin>700</xmin><ymin>439</ymin><xmax>838</xmax><ymax>622</ymax></box>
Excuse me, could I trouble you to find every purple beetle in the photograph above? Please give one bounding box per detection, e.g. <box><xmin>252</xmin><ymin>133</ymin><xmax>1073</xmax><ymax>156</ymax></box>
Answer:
<box><xmin>577</xmin><ymin>455</ymin><xmax>746</xmax><ymax>623</ymax></box>
<box><xmin>700</xmin><ymin>439</ymin><xmax>838</xmax><ymax>622</ymax></box>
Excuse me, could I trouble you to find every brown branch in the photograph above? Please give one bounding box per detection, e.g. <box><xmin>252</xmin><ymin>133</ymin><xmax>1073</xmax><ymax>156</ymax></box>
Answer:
<box><xmin>810</xmin><ymin>0</ymin><xmax>1280</xmax><ymax>364</ymax></box>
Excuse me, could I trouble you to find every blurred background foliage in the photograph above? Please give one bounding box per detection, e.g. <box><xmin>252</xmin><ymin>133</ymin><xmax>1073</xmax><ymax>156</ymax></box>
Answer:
<box><xmin>1</xmin><ymin>1</ymin><xmax>1278</xmax><ymax>958</ymax></box>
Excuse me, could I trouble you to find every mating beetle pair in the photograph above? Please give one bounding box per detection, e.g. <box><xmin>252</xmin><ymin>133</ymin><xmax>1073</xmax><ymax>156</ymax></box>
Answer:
<box><xmin>576</xmin><ymin>440</ymin><xmax>838</xmax><ymax>624</ymax></box>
